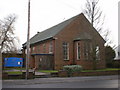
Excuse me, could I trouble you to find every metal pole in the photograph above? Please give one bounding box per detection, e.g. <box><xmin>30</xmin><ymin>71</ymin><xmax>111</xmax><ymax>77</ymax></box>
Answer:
<box><xmin>0</xmin><ymin>50</ymin><xmax>2</xmax><ymax>89</ymax></box>
<box><xmin>26</xmin><ymin>0</ymin><xmax>30</xmax><ymax>80</ymax></box>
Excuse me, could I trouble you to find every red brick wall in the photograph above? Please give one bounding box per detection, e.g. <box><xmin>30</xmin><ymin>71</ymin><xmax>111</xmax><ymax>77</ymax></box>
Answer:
<box><xmin>29</xmin><ymin>40</ymin><xmax>55</xmax><ymax>69</ymax></box>
<box><xmin>30</xmin><ymin>40</ymin><xmax>55</xmax><ymax>54</ymax></box>
<box><xmin>54</xmin><ymin>14</ymin><xmax>106</xmax><ymax>70</ymax></box>
<box><xmin>25</xmin><ymin>14</ymin><xmax>106</xmax><ymax>70</ymax></box>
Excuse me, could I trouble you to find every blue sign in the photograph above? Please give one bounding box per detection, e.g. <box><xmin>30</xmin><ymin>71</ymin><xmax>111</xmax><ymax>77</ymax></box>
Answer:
<box><xmin>4</xmin><ymin>57</ymin><xmax>23</xmax><ymax>67</ymax></box>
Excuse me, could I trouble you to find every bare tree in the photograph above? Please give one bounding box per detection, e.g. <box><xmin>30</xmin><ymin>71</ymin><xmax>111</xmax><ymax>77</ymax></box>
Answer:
<box><xmin>0</xmin><ymin>14</ymin><xmax>19</xmax><ymax>53</ymax></box>
<box><xmin>83</xmin><ymin>0</ymin><xmax>107</xmax><ymax>69</ymax></box>
<box><xmin>83</xmin><ymin>0</ymin><xmax>115</xmax><ymax>46</ymax></box>
<box><xmin>83</xmin><ymin>0</ymin><xmax>105</xmax><ymax>33</ymax></box>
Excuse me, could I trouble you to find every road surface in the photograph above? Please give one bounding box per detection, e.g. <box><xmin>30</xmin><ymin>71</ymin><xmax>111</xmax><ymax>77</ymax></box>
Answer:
<box><xmin>2</xmin><ymin>75</ymin><xmax>119</xmax><ymax>88</ymax></box>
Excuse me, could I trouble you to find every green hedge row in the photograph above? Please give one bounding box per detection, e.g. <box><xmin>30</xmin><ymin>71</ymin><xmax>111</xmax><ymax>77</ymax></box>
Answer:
<box><xmin>63</xmin><ymin>65</ymin><xmax>82</xmax><ymax>77</ymax></box>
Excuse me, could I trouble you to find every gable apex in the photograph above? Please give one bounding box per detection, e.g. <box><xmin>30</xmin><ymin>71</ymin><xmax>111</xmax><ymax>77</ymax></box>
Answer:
<box><xmin>23</xmin><ymin>13</ymin><xmax>105</xmax><ymax>47</ymax></box>
<box><xmin>23</xmin><ymin>13</ymin><xmax>84</xmax><ymax>47</ymax></box>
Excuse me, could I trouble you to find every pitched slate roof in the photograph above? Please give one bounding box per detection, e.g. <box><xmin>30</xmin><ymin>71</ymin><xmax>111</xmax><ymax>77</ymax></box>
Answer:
<box><xmin>23</xmin><ymin>13</ymin><xmax>105</xmax><ymax>47</ymax></box>
<box><xmin>23</xmin><ymin>13</ymin><xmax>79</xmax><ymax>47</ymax></box>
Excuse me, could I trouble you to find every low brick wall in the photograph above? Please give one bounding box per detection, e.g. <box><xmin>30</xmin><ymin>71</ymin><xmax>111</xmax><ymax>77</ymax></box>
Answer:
<box><xmin>79</xmin><ymin>70</ymin><xmax>119</xmax><ymax>76</ymax></box>
<box><xmin>58</xmin><ymin>70</ymin><xmax>119</xmax><ymax>77</ymax></box>
<box><xmin>22</xmin><ymin>72</ymin><xmax>35</xmax><ymax>79</ymax></box>
<box><xmin>2</xmin><ymin>72</ymin><xmax>8</xmax><ymax>79</ymax></box>
<box><xmin>58</xmin><ymin>71</ymin><xmax>68</xmax><ymax>77</ymax></box>
<box><xmin>7</xmin><ymin>74</ymin><xmax>23</xmax><ymax>79</ymax></box>
<box><xmin>51</xmin><ymin>72</ymin><xmax>59</xmax><ymax>77</ymax></box>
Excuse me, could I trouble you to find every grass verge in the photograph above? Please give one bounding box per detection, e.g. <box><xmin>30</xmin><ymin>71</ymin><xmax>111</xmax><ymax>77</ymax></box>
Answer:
<box><xmin>81</xmin><ymin>68</ymin><xmax>120</xmax><ymax>72</ymax></box>
<box><xmin>37</xmin><ymin>70</ymin><xmax>58</xmax><ymax>73</ymax></box>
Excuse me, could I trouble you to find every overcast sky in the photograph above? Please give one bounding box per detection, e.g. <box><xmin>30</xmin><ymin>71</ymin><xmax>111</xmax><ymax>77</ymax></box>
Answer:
<box><xmin>0</xmin><ymin>0</ymin><xmax>119</xmax><ymax>49</ymax></box>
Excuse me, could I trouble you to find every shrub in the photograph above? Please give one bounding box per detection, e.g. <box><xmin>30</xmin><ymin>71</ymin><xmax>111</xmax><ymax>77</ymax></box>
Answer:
<box><xmin>112</xmin><ymin>61</ymin><xmax>120</xmax><ymax>68</ymax></box>
<box><xmin>107</xmin><ymin>61</ymin><xmax>120</xmax><ymax>68</ymax></box>
<box><xmin>63</xmin><ymin>65</ymin><xmax>82</xmax><ymax>77</ymax></box>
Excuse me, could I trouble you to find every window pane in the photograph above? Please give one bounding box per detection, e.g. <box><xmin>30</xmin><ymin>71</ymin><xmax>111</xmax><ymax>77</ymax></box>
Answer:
<box><xmin>84</xmin><ymin>42</ymin><xmax>89</xmax><ymax>60</ymax></box>
<box><xmin>96</xmin><ymin>46</ymin><xmax>100</xmax><ymax>60</ymax></box>
<box><xmin>63</xmin><ymin>42</ymin><xmax>69</xmax><ymax>60</ymax></box>
<box><xmin>49</xmin><ymin>42</ymin><xmax>53</xmax><ymax>53</ymax></box>
<box><xmin>43</xmin><ymin>44</ymin><xmax>46</xmax><ymax>53</ymax></box>
<box><xmin>77</xmin><ymin>43</ymin><xmax>80</xmax><ymax>60</ymax></box>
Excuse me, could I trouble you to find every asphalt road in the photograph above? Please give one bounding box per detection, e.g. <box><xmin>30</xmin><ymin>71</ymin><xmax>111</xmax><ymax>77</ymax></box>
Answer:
<box><xmin>2</xmin><ymin>75</ymin><xmax>119</xmax><ymax>88</ymax></box>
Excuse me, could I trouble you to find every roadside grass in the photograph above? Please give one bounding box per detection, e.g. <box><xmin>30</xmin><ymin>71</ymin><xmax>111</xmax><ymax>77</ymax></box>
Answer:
<box><xmin>3</xmin><ymin>68</ymin><xmax>26</xmax><ymax>70</ymax></box>
<box><xmin>81</xmin><ymin>68</ymin><xmax>120</xmax><ymax>72</ymax></box>
<box><xmin>38</xmin><ymin>68</ymin><xmax>120</xmax><ymax>73</ymax></box>
<box><xmin>37</xmin><ymin>70</ymin><xmax>58</xmax><ymax>73</ymax></box>
<box><xmin>3</xmin><ymin>68</ymin><xmax>120</xmax><ymax>74</ymax></box>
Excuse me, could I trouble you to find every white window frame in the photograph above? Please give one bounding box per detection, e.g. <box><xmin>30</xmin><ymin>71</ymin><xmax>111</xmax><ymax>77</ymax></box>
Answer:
<box><xmin>29</xmin><ymin>48</ymin><xmax>31</xmax><ymax>53</ymax></box>
<box><xmin>96</xmin><ymin>46</ymin><xmax>100</xmax><ymax>60</ymax></box>
<box><xmin>77</xmin><ymin>42</ymin><xmax>81</xmax><ymax>60</ymax></box>
<box><xmin>49</xmin><ymin>42</ymin><xmax>53</xmax><ymax>54</ymax></box>
<box><xmin>25</xmin><ymin>49</ymin><xmax>27</xmax><ymax>54</ymax></box>
<box><xmin>43</xmin><ymin>44</ymin><xmax>46</xmax><ymax>53</ymax></box>
<box><xmin>63</xmin><ymin>42</ymin><xmax>69</xmax><ymax>60</ymax></box>
<box><xmin>38</xmin><ymin>45</ymin><xmax>40</xmax><ymax>52</ymax></box>
<box><xmin>33</xmin><ymin>47</ymin><xmax>35</xmax><ymax>51</ymax></box>
<box><xmin>84</xmin><ymin>42</ymin><xmax>90</xmax><ymax>60</ymax></box>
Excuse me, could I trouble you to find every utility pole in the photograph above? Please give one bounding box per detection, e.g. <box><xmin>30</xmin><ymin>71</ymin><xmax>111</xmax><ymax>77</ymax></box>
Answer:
<box><xmin>26</xmin><ymin>0</ymin><xmax>30</xmax><ymax>80</ymax></box>
<box><xmin>0</xmin><ymin>49</ymin><xmax>2</xmax><ymax>89</ymax></box>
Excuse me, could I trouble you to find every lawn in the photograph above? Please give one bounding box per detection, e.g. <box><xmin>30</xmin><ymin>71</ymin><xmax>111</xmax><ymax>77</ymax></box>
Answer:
<box><xmin>37</xmin><ymin>70</ymin><xmax>58</xmax><ymax>73</ymax></box>
<box><xmin>3</xmin><ymin>68</ymin><xmax>120</xmax><ymax>74</ymax></box>
<box><xmin>37</xmin><ymin>68</ymin><xmax>120</xmax><ymax>73</ymax></box>
<box><xmin>81</xmin><ymin>68</ymin><xmax>120</xmax><ymax>72</ymax></box>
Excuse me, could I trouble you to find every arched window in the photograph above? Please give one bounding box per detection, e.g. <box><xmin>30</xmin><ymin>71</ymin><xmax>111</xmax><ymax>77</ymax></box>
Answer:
<box><xmin>84</xmin><ymin>42</ymin><xmax>90</xmax><ymax>60</ymax></box>
<box><xmin>96</xmin><ymin>46</ymin><xmax>100</xmax><ymax>60</ymax></box>
<box><xmin>77</xmin><ymin>43</ymin><xmax>81</xmax><ymax>60</ymax></box>
<box><xmin>43</xmin><ymin>44</ymin><xmax>46</xmax><ymax>53</ymax></box>
<box><xmin>49</xmin><ymin>42</ymin><xmax>53</xmax><ymax>54</ymax></box>
<box><xmin>63</xmin><ymin>42</ymin><xmax>69</xmax><ymax>60</ymax></box>
<box><xmin>32</xmin><ymin>47</ymin><xmax>35</xmax><ymax>53</ymax></box>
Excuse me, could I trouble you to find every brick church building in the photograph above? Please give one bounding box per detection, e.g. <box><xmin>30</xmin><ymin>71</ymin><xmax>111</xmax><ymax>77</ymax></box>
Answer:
<box><xmin>23</xmin><ymin>13</ymin><xmax>106</xmax><ymax>70</ymax></box>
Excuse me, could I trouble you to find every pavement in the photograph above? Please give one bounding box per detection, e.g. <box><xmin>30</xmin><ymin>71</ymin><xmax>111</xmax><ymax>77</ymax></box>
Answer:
<box><xmin>35</xmin><ymin>72</ymin><xmax>50</xmax><ymax>76</ymax></box>
<box><xmin>2</xmin><ymin>75</ymin><xmax>118</xmax><ymax>85</ymax></box>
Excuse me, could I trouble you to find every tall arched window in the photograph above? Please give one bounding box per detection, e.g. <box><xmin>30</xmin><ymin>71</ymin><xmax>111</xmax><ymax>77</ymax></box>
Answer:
<box><xmin>43</xmin><ymin>44</ymin><xmax>46</xmax><ymax>53</ymax></box>
<box><xmin>96</xmin><ymin>46</ymin><xmax>100</xmax><ymax>60</ymax></box>
<box><xmin>84</xmin><ymin>42</ymin><xmax>90</xmax><ymax>60</ymax></box>
<box><xmin>49</xmin><ymin>42</ymin><xmax>53</xmax><ymax>54</ymax></box>
<box><xmin>63</xmin><ymin>42</ymin><xmax>69</xmax><ymax>60</ymax></box>
<box><xmin>77</xmin><ymin>43</ymin><xmax>81</xmax><ymax>60</ymax></box>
